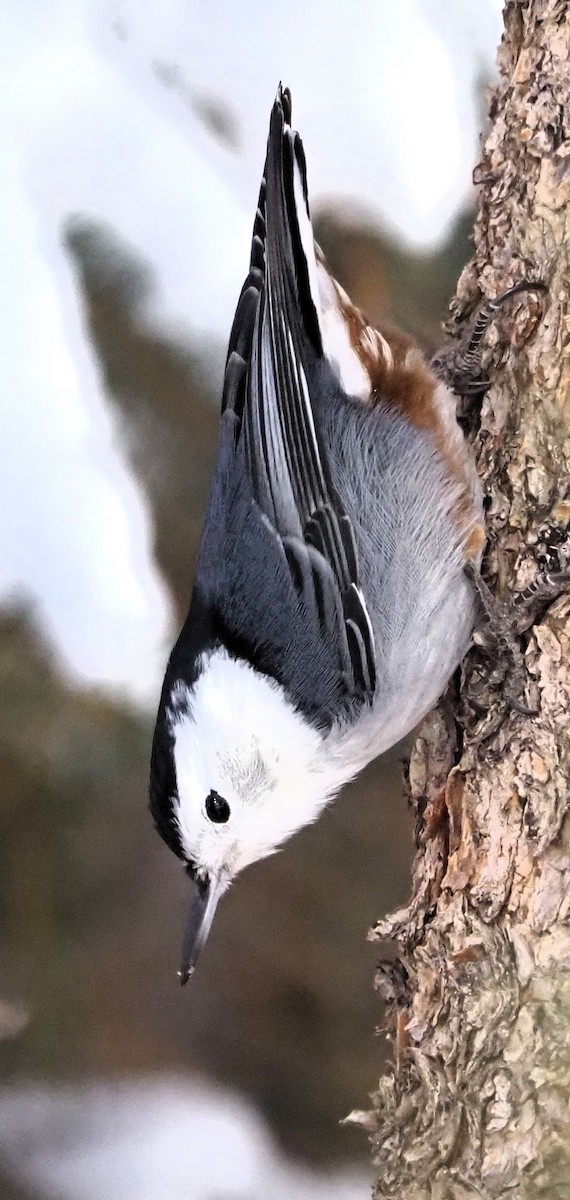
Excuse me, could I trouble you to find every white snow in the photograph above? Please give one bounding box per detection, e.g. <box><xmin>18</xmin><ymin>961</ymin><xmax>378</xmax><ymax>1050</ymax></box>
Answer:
<box><xmin>0</xmin><ymin>0</ymin><xmax>503</xmax><ymax>703</ymax></box>
<box><xmin>0</xmin><ymin>1076</ymin><xmax>370</xmax><ymax>1200</ymax></box>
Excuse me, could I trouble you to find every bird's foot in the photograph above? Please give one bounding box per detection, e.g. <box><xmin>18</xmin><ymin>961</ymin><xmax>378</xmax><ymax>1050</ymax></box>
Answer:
<box><xmin>460</xmin><ymin>556</ymin><xmax>570</xmax><ymax>743</ymax></box>
<box><xmin>430</xmin><ymin>280</ymin><xmax>547</xmax><ymax>427</ymax></box>
<box><xmin>512</xmin><ymin>568</ymin><xmax>570</xmax><ymax>629</ymax></box>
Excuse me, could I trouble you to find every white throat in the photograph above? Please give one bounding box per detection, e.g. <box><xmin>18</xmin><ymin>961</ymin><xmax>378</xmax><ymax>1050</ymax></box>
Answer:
<box><xmin>168</xmin><ymin>649</ymin><xmax>362</xmax><ymax>878</ymax></box>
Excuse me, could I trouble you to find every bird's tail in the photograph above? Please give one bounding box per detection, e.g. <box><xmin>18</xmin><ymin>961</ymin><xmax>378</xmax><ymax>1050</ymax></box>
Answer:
<box><xmin>222</xmin><ymin>84</ymin><xmax>324</xmax><ymax>421</ymax></box>
<box><xmin>263</xmin><ymin>83</ymin><xmax>323</xmax><ymax>356</ymax></box>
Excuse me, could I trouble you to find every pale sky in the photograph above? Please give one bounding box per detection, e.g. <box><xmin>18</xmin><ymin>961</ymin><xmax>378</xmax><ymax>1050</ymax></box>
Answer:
<box><xmin>0</xmin><ymin>0</ymin><xmax>503</xmax><ymax>705</ymax></box>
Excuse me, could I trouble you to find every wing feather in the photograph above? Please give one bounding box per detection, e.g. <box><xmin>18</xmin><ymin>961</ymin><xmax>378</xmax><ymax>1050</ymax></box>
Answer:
<box><xmin>218</xmin><ymin>86</ymin><xmax>376</xmax><ymax>706</ymax></box>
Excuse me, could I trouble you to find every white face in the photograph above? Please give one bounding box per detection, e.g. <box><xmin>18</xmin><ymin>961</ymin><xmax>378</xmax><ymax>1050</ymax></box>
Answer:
<box><xmin>169</xmin><ymin>649</ymin><xmax>343</xmax><ymax>886</ymax></box>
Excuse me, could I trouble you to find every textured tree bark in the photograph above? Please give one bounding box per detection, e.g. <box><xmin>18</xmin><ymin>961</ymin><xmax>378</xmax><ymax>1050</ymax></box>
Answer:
<box><xmin>367</xmin><ymin>4</ymin><xmax>570</xmax><ymax>1197</ymax></box>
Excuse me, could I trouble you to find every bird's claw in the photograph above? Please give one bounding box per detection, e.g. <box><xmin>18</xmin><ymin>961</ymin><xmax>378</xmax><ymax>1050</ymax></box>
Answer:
<box><xmin>431</xmin><ymin>279</ymin><xmax>547</xmax><ymax>423</ymax></box>
<box><xmin>461</xmin><ymin>552</ymin><xmax>570</xmax><ymax>740</ymax></box>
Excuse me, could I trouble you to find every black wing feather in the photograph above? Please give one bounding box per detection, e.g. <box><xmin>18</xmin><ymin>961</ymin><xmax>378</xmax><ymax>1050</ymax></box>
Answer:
<box><xmin>213</xmin><ymin>86</ymin><xmax>375</xmax><ymax>710</ymax></box>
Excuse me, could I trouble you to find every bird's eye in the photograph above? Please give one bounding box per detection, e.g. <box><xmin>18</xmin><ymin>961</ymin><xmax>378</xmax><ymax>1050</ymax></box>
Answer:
<box><xmin>205</xmin><ymin>789</ymin><xmax>230</xmax><ymax>824</ymax></box>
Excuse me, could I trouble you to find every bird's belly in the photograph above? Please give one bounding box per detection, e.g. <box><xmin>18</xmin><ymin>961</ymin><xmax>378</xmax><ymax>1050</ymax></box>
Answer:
<box><xmin>367</xmin><ymin>568</ymin><xmax>474</xmax><ymax>756</ymax></box>
<box><xmin>319</xmin><ymin>391</ymin><xmax>481</xmax><ymax>763</ymax></box>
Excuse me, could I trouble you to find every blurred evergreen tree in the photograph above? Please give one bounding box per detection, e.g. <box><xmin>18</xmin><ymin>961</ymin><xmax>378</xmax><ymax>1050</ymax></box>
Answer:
<box><xmin>63</xmin><ymin>217</ymin><xmax>219</xmax><ymax>622</ymax></box>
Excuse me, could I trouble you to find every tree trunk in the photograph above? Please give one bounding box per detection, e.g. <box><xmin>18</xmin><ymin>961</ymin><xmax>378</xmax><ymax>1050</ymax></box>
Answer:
<box><xmin>368</xmin><ymin>4</ymin><xmax>570</xmax><ymax>1196</ymax></box>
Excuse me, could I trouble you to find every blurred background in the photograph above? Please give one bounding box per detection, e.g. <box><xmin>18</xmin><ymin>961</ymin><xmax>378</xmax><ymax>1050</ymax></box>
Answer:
<box><xmin>0</xmin><ymin>2</ymin><xmax>504</xmax><ymax>1197</ymax></box>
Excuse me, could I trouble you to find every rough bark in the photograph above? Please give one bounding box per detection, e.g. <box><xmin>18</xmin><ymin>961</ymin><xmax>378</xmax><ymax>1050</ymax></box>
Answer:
<box><xmin>367</xmin><ymin>4</ymin><xmax>570</xmax><ymax>1196</ymax></box>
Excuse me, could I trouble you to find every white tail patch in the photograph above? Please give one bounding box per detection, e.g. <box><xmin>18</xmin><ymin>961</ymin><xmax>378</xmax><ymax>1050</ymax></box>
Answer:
<box><xmin>316</xmin><ymin>265</ymin><xmax>392</xmax><ymax>399</ymax></box>
<box><xmin>286</xmin><ymin>115</ymin><xmax>391</xmax><ymax>403</ymax></box>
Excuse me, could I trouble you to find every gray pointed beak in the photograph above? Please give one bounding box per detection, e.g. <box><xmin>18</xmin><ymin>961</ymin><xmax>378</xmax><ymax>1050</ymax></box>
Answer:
<box><xmin>178</xmin><ymin>873</ymin><xmax>223</xmax><ymax>984</ymax></box>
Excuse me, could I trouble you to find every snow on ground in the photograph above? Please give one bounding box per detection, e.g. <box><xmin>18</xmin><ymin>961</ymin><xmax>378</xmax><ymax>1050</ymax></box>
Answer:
<box><xmin>0</xmin><ymin>1076</ymin><xmax>370</xmax><ymax>1200</ymax></box>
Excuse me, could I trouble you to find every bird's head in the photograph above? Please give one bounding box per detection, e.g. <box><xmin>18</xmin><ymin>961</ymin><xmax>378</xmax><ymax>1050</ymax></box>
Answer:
<box><xmin>150</xmin><ymin>647</ymin><xmax>342</xmax><ymax>982</ymax></box>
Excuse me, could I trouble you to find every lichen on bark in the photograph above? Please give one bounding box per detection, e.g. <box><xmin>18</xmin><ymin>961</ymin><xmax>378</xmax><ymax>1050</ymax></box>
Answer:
<box><xmin>367</xmin><ymin>3</ymin><xmax>570</xmax><ymax>1196</ymax></box>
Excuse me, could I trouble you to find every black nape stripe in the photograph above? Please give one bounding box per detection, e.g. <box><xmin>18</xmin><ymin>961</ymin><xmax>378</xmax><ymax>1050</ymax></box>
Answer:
<box><xmin>149</xmin><ymin>718</ymin><xmax>184</xmax><ymax>860</ymax></box>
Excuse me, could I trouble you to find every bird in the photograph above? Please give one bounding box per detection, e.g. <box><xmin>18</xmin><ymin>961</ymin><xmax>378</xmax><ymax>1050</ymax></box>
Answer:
<box><xmin>149</xmin><ymin>84</ymin><xmax>485</xmax><ymax>983</ymax></box>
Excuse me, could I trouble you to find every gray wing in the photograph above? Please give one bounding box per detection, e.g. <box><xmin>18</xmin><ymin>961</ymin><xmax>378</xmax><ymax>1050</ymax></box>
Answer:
<box><xmin>199</xmin><ymin>87</ymin><xmax>375</xmax><ymax>716</ymax></box>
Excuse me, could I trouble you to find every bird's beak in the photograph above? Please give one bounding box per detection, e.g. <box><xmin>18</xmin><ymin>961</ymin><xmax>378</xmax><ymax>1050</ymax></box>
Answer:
<box><xmin>178</xmin><ymin>873</ymin><xmax>223</xmax><ymax>985</ymax></box>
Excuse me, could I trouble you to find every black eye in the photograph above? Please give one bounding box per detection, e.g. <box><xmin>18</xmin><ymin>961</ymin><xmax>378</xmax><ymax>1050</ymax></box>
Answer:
<box><xmin>205</xmin><ymin>789</ymin><xmax>230</xmax><ymax>824</ymax></box>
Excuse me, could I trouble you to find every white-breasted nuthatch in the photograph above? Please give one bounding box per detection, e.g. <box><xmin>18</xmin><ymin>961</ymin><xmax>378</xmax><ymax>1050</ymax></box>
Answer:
<box><xmin>150</xmin><ymin>85</ymin><xmax>487</xmax><ymax>983</ymax></box>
